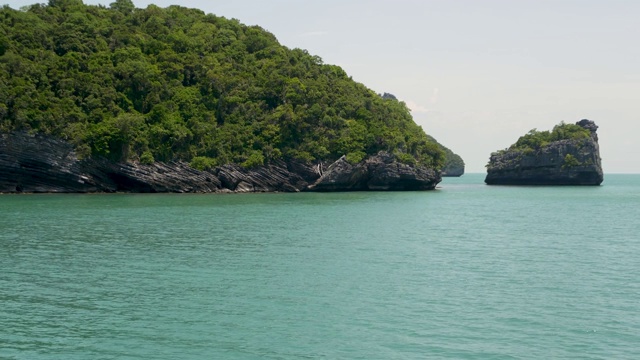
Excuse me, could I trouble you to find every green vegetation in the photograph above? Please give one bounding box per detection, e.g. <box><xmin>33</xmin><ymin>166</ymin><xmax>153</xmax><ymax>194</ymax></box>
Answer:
<box><xmin>508</xmin><ymin>122</ymin><xmax>591</xmax><ymax>152</ymax></box>
<box><xmin>0</xmin><ymin>1</ymin><xmax>445</xmax><ymax>169</ymax></box>
<box><xmin>562</xmin><ymin>154</ymin><xmax>582</xmax><ymax>168</ymax></box>
<box><xmin>427</xmin><ymin>135</ymin><xmax>464</xmax><ymax>172</ymax></box>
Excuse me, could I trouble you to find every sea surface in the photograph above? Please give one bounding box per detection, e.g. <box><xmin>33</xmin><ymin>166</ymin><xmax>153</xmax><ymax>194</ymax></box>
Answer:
<box><xmin>1</xmin><ymin>173</ymin><xmax>639</xmax><ymax>359</ymax></box>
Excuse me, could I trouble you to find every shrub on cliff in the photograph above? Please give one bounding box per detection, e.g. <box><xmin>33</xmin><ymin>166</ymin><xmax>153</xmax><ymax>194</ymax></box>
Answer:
<box><xmin>509</xmin><ymin>122</ymin><xmax>591</xmax><ymax>152</ymax></box>
<box><xmin>0</xmin><ymin>1</ymin><xmax>446</xmax><ymax>169</ymax></box>
<box><xmin>562</xmin><ymin>154</ymin><xmax>582</xmax><ymax>168</ymax></box>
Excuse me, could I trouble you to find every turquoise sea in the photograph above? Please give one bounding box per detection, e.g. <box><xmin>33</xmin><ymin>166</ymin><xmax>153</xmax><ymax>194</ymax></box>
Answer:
<box><xmin>1</xmin><ymin>173</ymin><xmax>639</xmax><ymax>359</ymax></box>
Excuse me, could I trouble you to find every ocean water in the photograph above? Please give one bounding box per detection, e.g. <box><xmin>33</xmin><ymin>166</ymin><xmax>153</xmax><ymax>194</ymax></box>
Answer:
<box><xmin>1</xmin><ymin>174</ymin><xmax>639</xmax><ymax>359</ymax></box>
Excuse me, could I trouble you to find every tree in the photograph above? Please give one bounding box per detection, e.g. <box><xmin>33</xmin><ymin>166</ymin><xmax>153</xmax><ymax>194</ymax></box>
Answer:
<box><xmin>110</xmin><ymin>0</ymin><xmax>134</xmax><ymax>15</ymax></box>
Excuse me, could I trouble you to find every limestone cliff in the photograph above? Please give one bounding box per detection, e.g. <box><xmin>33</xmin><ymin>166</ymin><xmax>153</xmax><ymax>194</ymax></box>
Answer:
<box><xmin>308</xmin><ymin>152</ymin><xmax>441</xmax><ymax>191</ymax></box>
<box><xmin>441</xmin><ymin>163</ymin><xmax>465</xmax><ymax>177</ymax></box>
<box><xmin>485</xmin><ymin>119</ymin><xmax>603</xmax><ymax>185</ymax></box>
<box><xmin>0</xmin><ymin>132</ymin><xmax>441</xmax><ymax>193</ymax></box>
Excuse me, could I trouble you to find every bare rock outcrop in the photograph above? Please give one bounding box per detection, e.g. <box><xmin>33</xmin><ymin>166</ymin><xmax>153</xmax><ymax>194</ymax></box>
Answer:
<box><xmin>308</xmin><ymin>152</ymin><xmax>441</xmax><ymax>191</ymax></box>
<box><xmin>1</xmin><ymin>132</ymin><xmax>105</xmax><ymax>193</ymax></box>
<box><xmin>213</xmin><ymin>161</ymin><xmax>318</xmax><ymax>193</ymax></box>
<box><xmin>0</xmin><ymin>132</ymin><xmax>223</xmax><ymax>193</ymax></box>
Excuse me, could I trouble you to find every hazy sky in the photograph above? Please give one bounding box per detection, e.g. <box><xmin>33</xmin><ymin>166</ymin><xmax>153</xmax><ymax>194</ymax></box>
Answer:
<box><xmin>5</xmin><ymin>0</ymin><xmax>640</xmax><ymax>173</ymax></box>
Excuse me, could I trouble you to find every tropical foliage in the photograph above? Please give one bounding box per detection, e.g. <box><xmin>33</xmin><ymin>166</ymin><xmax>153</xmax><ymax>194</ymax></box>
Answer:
<box><xmin>425</xmin><ymin>134</ymin><xmax>464</xmax><ymax>173</ymax></box>
<box><xmin>0</xmin><ymin>1</ymin><xmax>447</xmax><ymax>169</ymax></box>
<box><xmin>508</xmin><ymin>122</ymin><xmax>591</xmax><ymax>152</ymax></box>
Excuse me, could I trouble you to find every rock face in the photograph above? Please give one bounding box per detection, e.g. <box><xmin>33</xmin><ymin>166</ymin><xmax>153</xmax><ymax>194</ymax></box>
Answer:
<box><xmin>485</xmin><ymin>119</ymin><xmax>603</xmax><ymax>185</ymax></box>
<box><xmin>0</xmin><ymin>132</ymin><xmax>441</xmax><ymax>193</ymax></box>
<box><xmin>0</xmin><ymin>132</ymin><xmax>223</xmax><ymax>193</ymax></box>
<box><xmin>213</xmin><ymin>161</ymin><xmax>318</xmax><ymax>193</ymax></box>
<box><xmin>309</xmin><ymin>152</ymin><xmax>441</xmax><ymax>191</ymax></box>
<box><xmin>441</xmin><ymin>164</ymin><xmax>464</xmax><ymax>177</ymax></box>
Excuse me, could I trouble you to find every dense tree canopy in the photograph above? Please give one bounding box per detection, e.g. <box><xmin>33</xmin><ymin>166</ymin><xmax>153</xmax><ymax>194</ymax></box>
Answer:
<box><xmin>508</xmin><ymin>122</ymin><xmax>591</xmax><ymax>152</ymax></box>
<box><xmin>0</xmin><ymin>1</ymin><xmax>448</xmax><ymax>169</ymax></box>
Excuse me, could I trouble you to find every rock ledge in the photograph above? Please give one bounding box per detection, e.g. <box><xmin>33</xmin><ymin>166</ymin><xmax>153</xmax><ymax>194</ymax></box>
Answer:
<box><xmin>1</xmin><ymin>132</ymin><xmax>441</xmax><ymax>193</ymax></box>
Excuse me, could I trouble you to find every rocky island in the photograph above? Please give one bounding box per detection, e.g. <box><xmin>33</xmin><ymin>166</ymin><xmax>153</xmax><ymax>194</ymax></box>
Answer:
<box><xmin>0</xmin><ymin>1</ymin><xmax>456</xmax><ymax>193</ymax></box>
<box><xmin>485</xmin><ymin>119</ymin><xmax>603</xmax><ymax>185</ymax></box>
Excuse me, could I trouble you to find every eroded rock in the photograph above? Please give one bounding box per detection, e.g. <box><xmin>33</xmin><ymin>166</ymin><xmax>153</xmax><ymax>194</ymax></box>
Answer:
<box><xmin>308</xmin><ymin>151</ymin><xmax>441</xmax><ymax>191</ymax></box>
<box><xmin>1</xmin><ymin>133</ymin><xmax>440</xmax><ymax>193</ymax></box>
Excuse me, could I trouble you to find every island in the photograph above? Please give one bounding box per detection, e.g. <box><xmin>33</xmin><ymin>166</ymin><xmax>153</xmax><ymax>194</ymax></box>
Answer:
<box><xmin>0</xmin><ymin>1</ymin><xmax>463</xmax><ymax>193</ymax></box>
<box><xmin>485</xmin><ymin>119</ymin><xmax>603</xmax><ymax>185</ymax></box>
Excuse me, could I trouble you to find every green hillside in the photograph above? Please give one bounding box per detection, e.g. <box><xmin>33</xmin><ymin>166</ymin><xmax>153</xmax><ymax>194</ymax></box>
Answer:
<box><xmin>0</xmin><ymin>0</ymin><xmax>447</xmax><ymax>169</ymax></box>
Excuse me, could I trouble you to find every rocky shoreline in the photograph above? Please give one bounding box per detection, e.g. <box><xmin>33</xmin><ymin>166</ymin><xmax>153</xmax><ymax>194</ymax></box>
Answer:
<box><xmin>0</xmin><ymin>132</ymin><xmax>441</xmax><ymax>193</ymax></box>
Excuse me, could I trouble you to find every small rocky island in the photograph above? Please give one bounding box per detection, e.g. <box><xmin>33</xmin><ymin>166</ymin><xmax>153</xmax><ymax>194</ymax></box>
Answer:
<box><xmin>485</xmin><ymin>119</ymin><xmax>603</xmax><ymax>185</ymax></box>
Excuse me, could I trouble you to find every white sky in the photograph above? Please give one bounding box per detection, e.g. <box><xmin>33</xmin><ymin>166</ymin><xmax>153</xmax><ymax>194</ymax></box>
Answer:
<box><xmin>5</xmin><ymin>0</ymin><xmax>640</xmax><ymax>173</ymax></box>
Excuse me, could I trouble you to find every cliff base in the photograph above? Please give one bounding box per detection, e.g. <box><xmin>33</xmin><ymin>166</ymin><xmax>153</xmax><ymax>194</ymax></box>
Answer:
<box><xmin>1</xmin><ymin>132</ymin><xmax>441</xmax><ymax>193</ymax></box>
